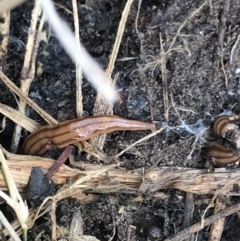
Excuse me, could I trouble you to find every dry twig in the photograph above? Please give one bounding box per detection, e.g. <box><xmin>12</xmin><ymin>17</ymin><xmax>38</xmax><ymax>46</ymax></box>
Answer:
<box><xmin>72</xmin><ymin>0</ymin><xmax>83</xmax><ymax>117</ymax></box>
<box><xmin>218</xmin><ymin>0</ymin><xmax>230</xmax><ymax>87</ymax></box>
<box><xmin>91</xmin><ymin>0</ymin><xmax>134</xmax><ymax>151</ymax></box>
<box><xmin>2</xmin><ymin>147</ymin><xmax>240</xmax><ymax>197</ymax></box>
<box><xmin>11</xmin><ymin>1</ymin><xmax>43</xmax><ymax>153</ymax></box>
<box><xmin>208</xmin><ymin>197</ymin><xmax>226</xmax><ymax>241</ymax></box>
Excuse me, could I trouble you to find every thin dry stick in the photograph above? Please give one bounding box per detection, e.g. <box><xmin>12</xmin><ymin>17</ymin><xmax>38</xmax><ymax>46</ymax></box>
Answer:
<box><xmin>91</xmin><ymin>0</ymin><xmax>134</xmax><ymax>151</ymax></box>
<box><xmin>134</xmin><ymin>0</ymin><xmax>143</xmax><ymax>52</ymax></box>
<box><xmin>145</xmin><ymin>3</ymin><xmax>205</xmax><ymax>122</ymax></box>
<box><xmin>167</xmin><ymin>1</ymin><xmax>207</xmax><ymax>53</ymax></box>
<box><xmin>220</xmin><ymin>57</ymin><xmax>228</xmax><ymax>87</ymax></box>
<box><xmin>160</xmin><ymin>1</ymin><xmax>207</xmax><ymax>121</ymax></box>
<box><xmin>0</xmin><ymin>71</ymin><xmax>57</xmax><ymax>124</ymax></box>
<box><xmin>217</xmin><ymin>0</ymin><xmax>230</xmax><ymax>87</ymax></box>
<box><xmin>46</xmin><ymin>146</ymin><xmax>73</xmax><ymax>179</ymax></box>
<box><xmin>208</xmin><ymin>197</ymin><xmax>226</xmax><ymax>241</ymax></box>
<box><xmin>0</xmin><ymin>103</ymin><xmax>41</xmax><ymax>132</ymax></box>
<box><xmin>218</xmin><ymin>0</ymin><xmax>230</xmax><ymax>50</ymax></box>
<box><xmin>69</xmin><ymin>209</ymin><xmax>84</xmax><ymax>236</ymax></box>
<box><xmin>0</xmin><ymin>211</ymin><xmax>21</xmax><ymax>241</ymax></box>
<box><xmin>70</xmin><ymin>0</ymin><xmax>84</xmax><ymax>164</ymax></box>
<box><xmin>105</xmin><ymin>0</ymin><xmax>134</xmax><ymax>79</ymax></box>
<box><xmin>230</xmin><ymin>35</ymin><xmax>240</xmax><ymax>64</ymax></box>
<box><xmin>50</xmin><ymin>201</ymin><xmax>57</xmax><ymax>241</ymax></box>
<box><xmin>159</xmin><ymin>33</ymin><xmax>169</xmax><ymax>122</ymax></box>
<box><xmin>54</xmin><ymin>2</ymin><xmax>73</xmax><ymax>15</ymax></box>
<box><xmin>0</xmin><ymin>147</ymin><xmax>28</xmax><ymax>234</ymax></box>
<box><xmin>11</xmin><ymin>2</ymin><xmax>42</xmax><ymax>153</ymax></box>
<box><xmin>72</xmin><ymin>0</ymin><xmax>83</xmax><ymax>117</ymax></box>
<box><xmin>114</xmin><ymin>127</ymin><xmax>165</xmax><ymax>159</ymax></box>
<box><xmin>3</xmin><ymin>151</ymin><xmax>240</xmax><ymax>196</ymax></box>
<box><xmin>164</xmin><ymin>203</ymin><xmax>240</xmax><ymax>241</ymax></box>
<box><xmin>201</xmin><ymin>176</ymin><xmax>240</xmax><ymax>227</ymax></box>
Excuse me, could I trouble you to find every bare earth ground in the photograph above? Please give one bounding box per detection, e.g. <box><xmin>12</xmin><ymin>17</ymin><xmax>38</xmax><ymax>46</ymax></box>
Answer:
<box><xmin>1</xmin><ymin>0</ymin><xmax>240</xmax><ymax>240</ymax></box>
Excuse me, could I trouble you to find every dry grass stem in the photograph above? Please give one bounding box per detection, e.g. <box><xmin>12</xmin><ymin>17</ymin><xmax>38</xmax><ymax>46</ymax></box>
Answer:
<box><xmin>0</xmin><ymin>103</ymin><xmax>41</xmax><ymax>132</ymax></box>
<box><xmin>2</xmin><ymin>146</ymin><xmax>240</xmax><ymax>197</ymax></box>
<box><xmin>201</xmin><ymin>176</ymin><xmax>240</xmax><ymax>227</ymax></box>
<box><xmin>54</xmin><ymin>2</ymin><xmax>73</xmax><ymax>15</ymax></box>
<box><xmin>11</xmin><ymin>1</ymin><xmax>43</xmax><ymax>153</ymax></box>
<box><xmin>220</xmin><ymin>57</ymin><xmax>228</xmax><ymax>87</ymax></box>
<box><xmin>0</xmin><ymin>147</ymin><xmax>28</xmax><ymax>233</ymax></box>
<box><xmin>208</xmin><ymin>197</ymin><xmax>226</xmax><ymax>241</ymax></box>
<box><xmin>114</xmin><ymin>127</ymin><xmax>165</xmax><ymax>159</ymax></box>
<box><xmin>105</xmin><ymin>0</ymin><xmax>134</xmax><ymax>79</ymax></box>
<box><xmin>0</xmin><ymin>0</ymin><xmax>26</xmax><ymax>13</ymax></box>
<box><xmin>161</xmin><ymin>1</ymin><xmax>207</xmax><ymax>121</ymax></box>
<box><xmin>0</xmin><ymin>71</ymin><xmax>57</xmax><ymax>124</ymax></box>
<box><xmin>50</xmin><ymin>201</ymin><xmax>57</xmax><ymax>241</ymax></box>
<box><xmin>230</xmin><ymin>35</ymin><xmax>240</xmax><ymax>64</ymax></box>
<box><xmin>0</xmin><ymin>211</ymin><xmax>21</xmax><ymax>241</ymax></box>
<box><xmin>135</xmin><ymin>0</ymin><xmax>143</xmax><ymax>52</ymax></box>
<box><xmin>218</xmin><ymin>0</ymin><xmax>230</xmax><ymax>50</ymax></box>
<box><xmin>72</xmin><ymin>0</ymin><xmax>83</xmax><ymax>117</ymax></box>
<box><xmin>69</xmin><ymin>209</ymin><xmax>84</xmax><ymax>236</ymax></box>
<box><xmin>159</xmin><ymin>33</ymin><xmax>169</xmax><ymax>121</ymax></box>
<box><xmin>74</xmin><ymin>142</ymin><xmax>107</xmax><ymax>162</ymax></box>
<box><xmin>91</xmin><ymin>0</ymin><xmax>134</xmax><ymax>151</ymax></box>
<box><xmin>167</xmin><ymin>1</ymin><xmax>207</xmax><ymax>52</ymax></box>
<box><xmin>136</xmin><ymin>1</ymin><xmax>207</xmax><ymax>123</ymax></box>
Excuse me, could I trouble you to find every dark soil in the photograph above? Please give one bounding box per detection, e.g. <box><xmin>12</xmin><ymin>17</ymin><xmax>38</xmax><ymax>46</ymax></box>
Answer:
<box><xmin>1</xmin><ymin>0</ymin><xmax>240</xmax><ymax>240</ymax></box>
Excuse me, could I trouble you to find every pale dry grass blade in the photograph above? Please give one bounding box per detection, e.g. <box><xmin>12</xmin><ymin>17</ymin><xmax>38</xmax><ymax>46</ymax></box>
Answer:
<box><xmin>0</xmin><ymin>0</ymin><xmax>26</xmax><ymax>12</ymax></box>
<box><xmin>91</xmin><ymin>0</ymin><xmax>134</xmax><ymax>151</ymax></box>
<box><xmin>0</xmin><ymin>147</ymin><xmax>28</xmax><ymax>235</ymax></box>
<box><xmin>159</xmin><ymin>33</ymin><xmax>169</xmax><ymax>121</ymax></box>
<box><xmin>0</xmin><ymin>103</ymin><xmax>41</xmax><ymax>132</ymax></box>
<box><xmin>72</xmin><ymin>0</ymin><xmax>83</xmax><ymax>117</ymax></box>
<box><xmin>208</xmin><ymin>197</ymin><xmax>226</xmax><ymax>241</ymax></box>
<box><xmin>2</xmin><ymin>144</ymin><xmax>240</xmax><ymax>197</ymax></box>
<box><xmin>167</xmin><ymin>1</ymin><xmax>207</xmax><ymax>52</ymax></box>
<box><xmin>114</xmin><ymin>127</ymin><xmax>165</xmax><ymax>159</ymax></box>
<box><xmin>0</xmin><ymin>71</ymin><xmax>57</xmax><ymax>124</ymax></box>
<box><xmin>50</xmin><ymin>201</ymin><xmax>57</xmax><ymax>241</ymax></box>
<box><xmin>0</xmin><ymin>211</ymin><xmax>21</xmax><ymax>241</ymax></box>
<box><xmin>69</xmin><ymin>209</ymin><xmax>84</xmax><ymax>237</ymax></box>
<box><xmin>11</xmin><ymin>1</ymin><xmax>43</xmax><ymax>153</ymax></box>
